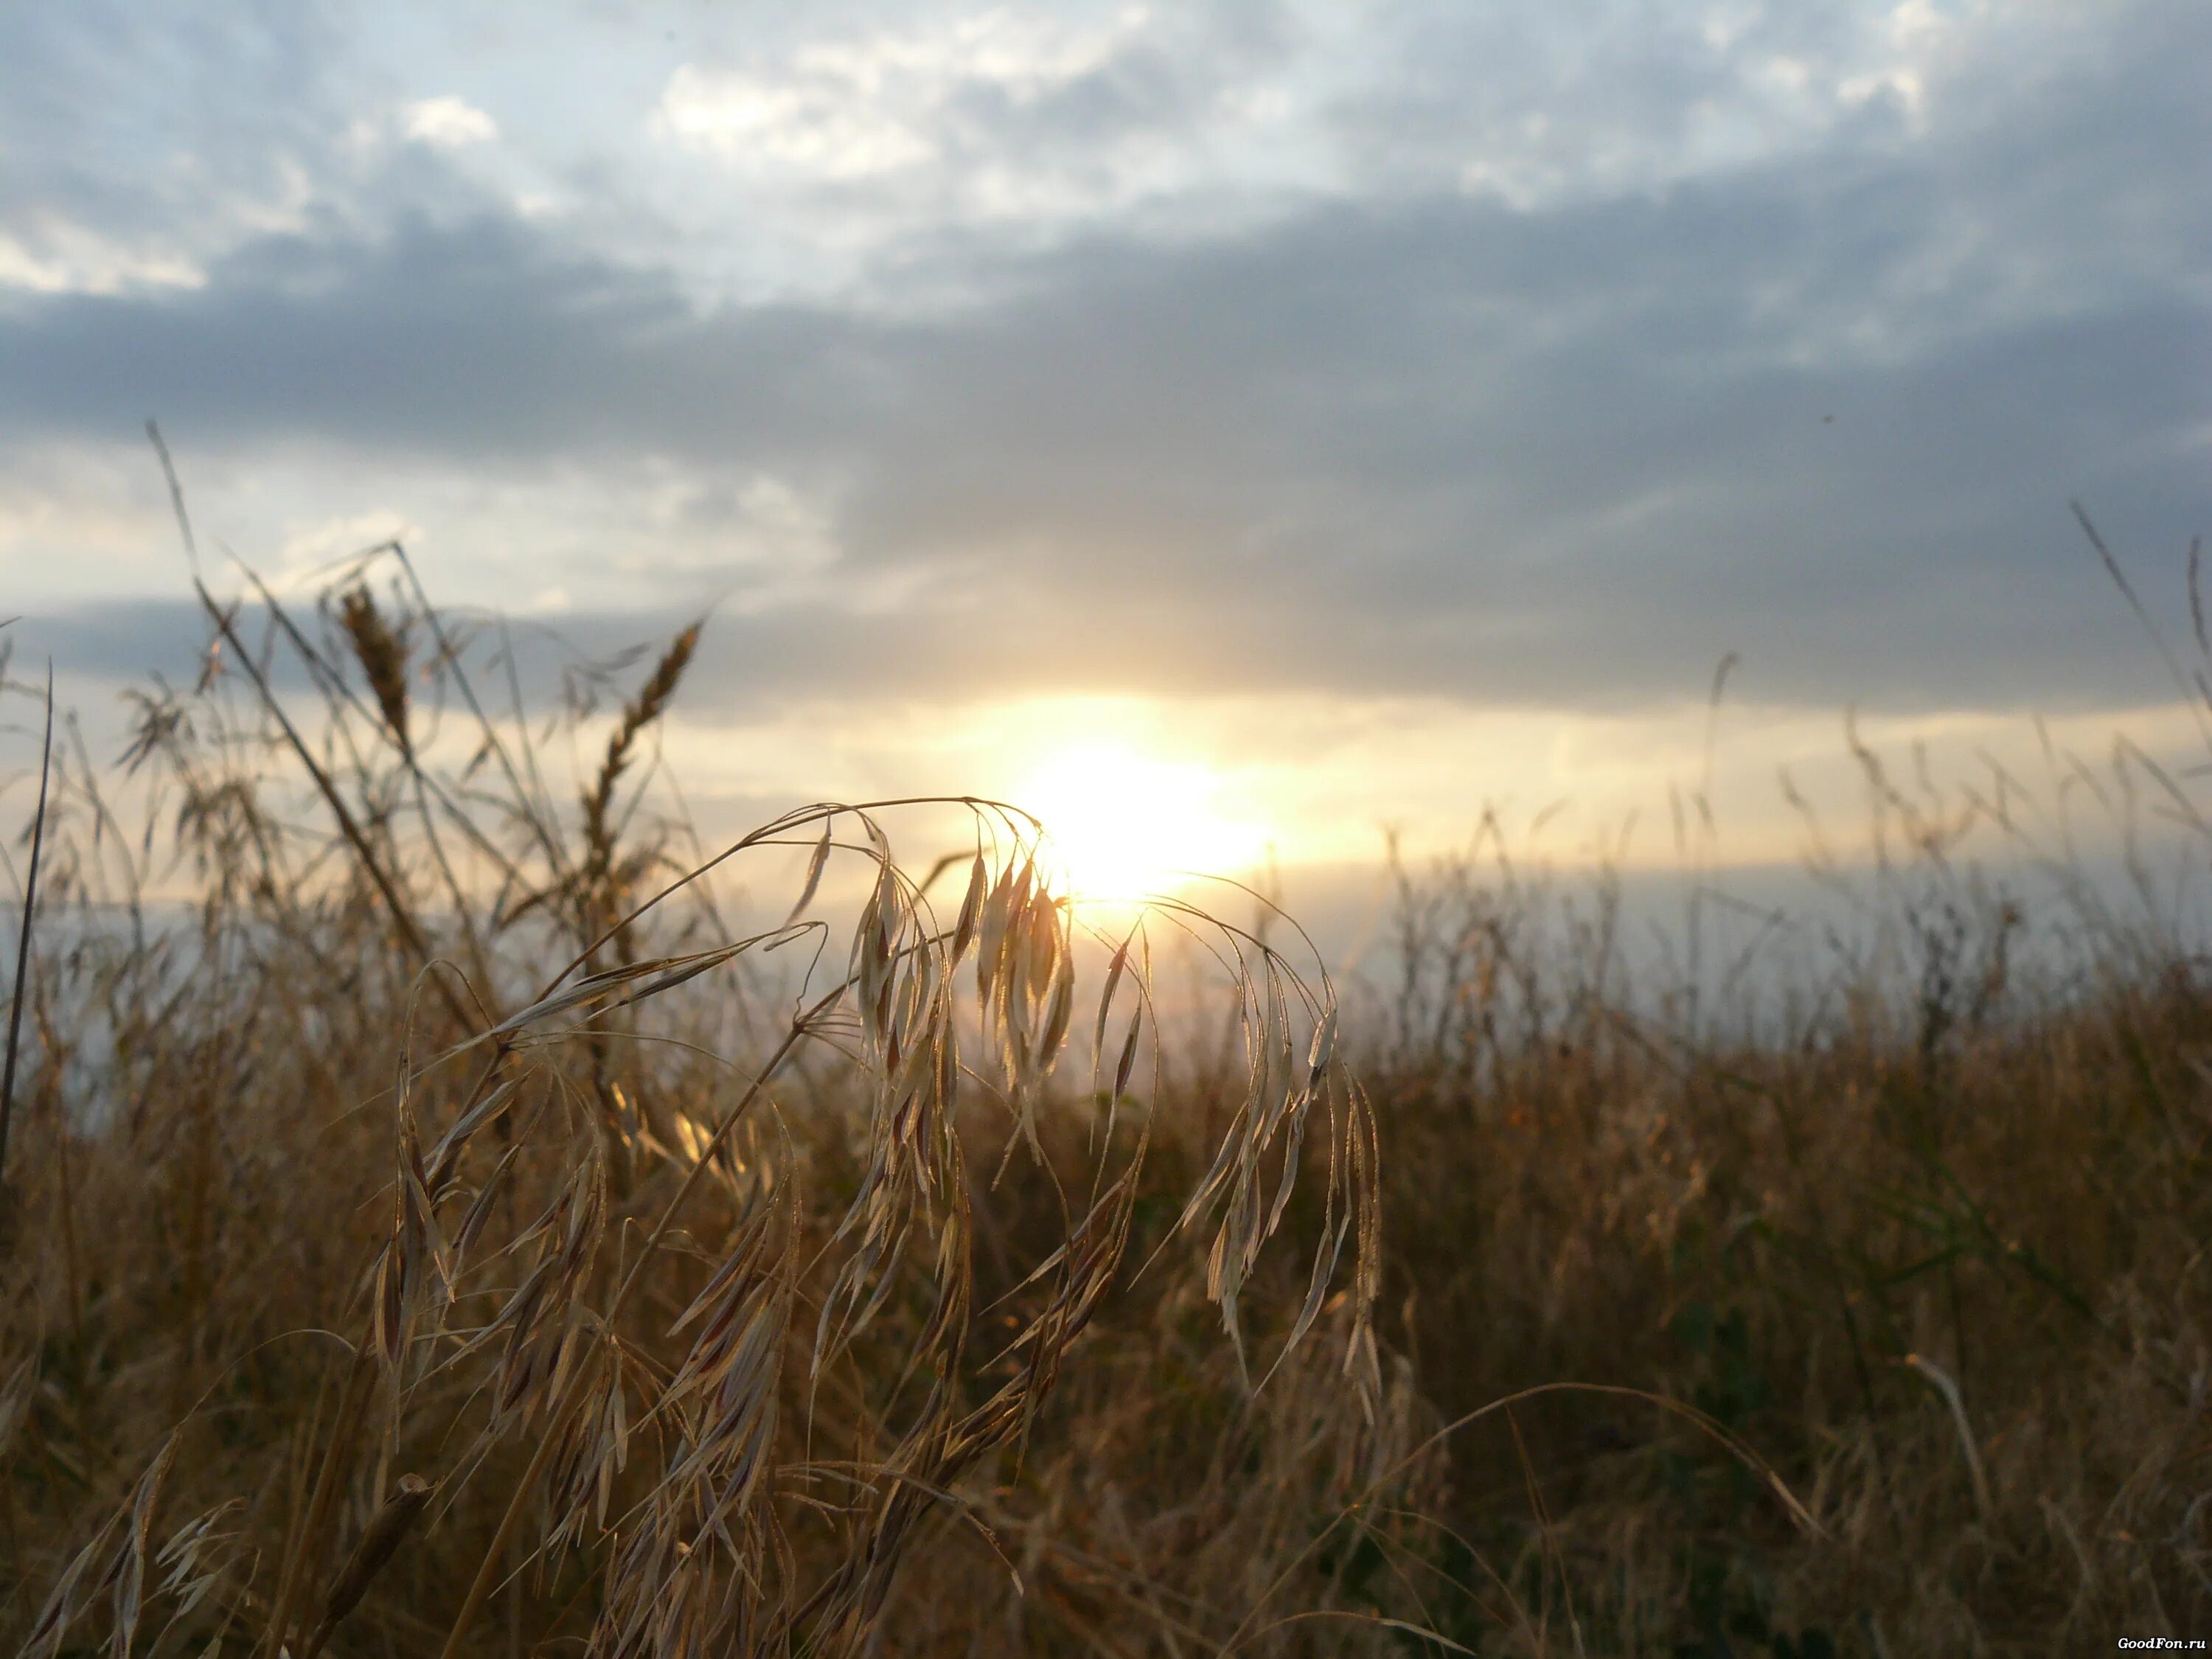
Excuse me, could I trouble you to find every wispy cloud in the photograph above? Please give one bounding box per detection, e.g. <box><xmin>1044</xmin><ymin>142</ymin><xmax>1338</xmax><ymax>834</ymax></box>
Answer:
<box><xmin>399</xmin><ymin>95</ymin><xmax>498</xmax><ymax>150</ymax></box>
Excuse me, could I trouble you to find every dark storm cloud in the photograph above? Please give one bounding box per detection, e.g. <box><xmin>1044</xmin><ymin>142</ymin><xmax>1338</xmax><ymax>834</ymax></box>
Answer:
<box><xmin>7</xmin><ymin>0</ymin><xmax>2210</xmax><ymax>717</ymax></box>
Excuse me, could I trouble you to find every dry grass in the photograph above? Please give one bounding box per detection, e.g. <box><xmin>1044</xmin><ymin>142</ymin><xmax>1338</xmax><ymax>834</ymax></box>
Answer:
<box><xmin>2</xmin><ymin>509</ymin><xmax>2209</xmax><ymax>1655</ymax></box>
<box><xmin>0</xmin><ymin>538</ymin><xmax>1388</xmax><ymax>1658</ymax></box>
<box><xmin>1364</xmin><ymin>847</ymin><xmax>2212</xmax><ymax>1652</ymax></box>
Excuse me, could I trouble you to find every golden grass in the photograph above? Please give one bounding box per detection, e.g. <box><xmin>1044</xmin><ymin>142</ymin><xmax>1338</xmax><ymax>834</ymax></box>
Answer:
<box><xmin>0</xmin><ymin>540</ymin><xmax>1388</xmax><ymax>1658</ymax></box>
<box><xmin>2</xmin><ymin>511</ymin><xmax>2209</xmax><ymax>1654</ymax></box>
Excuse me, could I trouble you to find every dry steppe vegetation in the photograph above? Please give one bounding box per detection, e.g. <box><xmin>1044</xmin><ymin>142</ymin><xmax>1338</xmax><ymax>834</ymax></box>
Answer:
<box><xmin>3</xmin><ymin>519</ymin><xmax>2209</xmax><ymax>1655</ymax></box>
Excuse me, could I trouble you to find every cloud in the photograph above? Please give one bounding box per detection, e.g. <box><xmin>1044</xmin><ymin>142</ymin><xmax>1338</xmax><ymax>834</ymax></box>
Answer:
<box><xmin>400</xmin><ymin>97</ymin><xmax>498</xmax><ymax>150</ymax></box>
<box><xmin>272</xmin><ymin>508</ymin><xmax>426</xmax><ymax>587</ymax></box>
<box><xmin>5</xmin><ymin>180</ymin><xmax>2204</xmax><ymax>714</ymax></box>
<box><xmin>655</xmin><ymin>58</ymin><xmax>942</xmax><ymax>181</ymax></box>
<box><xmin>1</xmin><ymin>0</ymin><xmax>2207</xmax><ymax>726</ymax></box>
<box><xmin>654</xmin><ymin>7</ymin><xmax>1175</xmax><ymax>173</ymax></box>
<box><xmin>0</xmin><ymin>4</ymin><xmax>344</xmax><ymax>295</ymax></box>
<box><xmin>647</xmin><ymin>4</ymin><xmax>1302</xmax><ymax>242</ymax></box>
<box><xmin>0</xmin><ymin>227</ymin><xmax>205</xmax><ymax>296</ymax></box>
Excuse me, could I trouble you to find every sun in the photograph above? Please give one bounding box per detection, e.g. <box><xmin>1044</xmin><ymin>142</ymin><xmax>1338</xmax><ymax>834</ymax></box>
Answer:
<box><xmin>1012</xmin><ymin>740</ymin><xmax>1264</xmax><ymax>908</ymax></box>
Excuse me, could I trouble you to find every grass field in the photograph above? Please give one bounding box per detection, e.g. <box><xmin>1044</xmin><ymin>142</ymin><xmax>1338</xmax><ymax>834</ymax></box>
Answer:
<box><xmin>3</xmin><ymin>537</ymin><xmax>2208</xmax><ymax>1655</ymax></box>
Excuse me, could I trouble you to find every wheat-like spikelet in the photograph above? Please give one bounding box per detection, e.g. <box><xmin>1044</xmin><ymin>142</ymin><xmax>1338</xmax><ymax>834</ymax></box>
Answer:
<box><xmin>337</xmin><ymin>583</ymin><xmax>412</xmax><ymax>757</ymax></box>
<box><xmin>581</xmin><ymin>620</ymin><xmax>700</xmax><ymax>873</ymax></box>
<box><xmin>570</xmin><ymin>619</ymin><xmax>703</xmax><ymax>968</ymax></box>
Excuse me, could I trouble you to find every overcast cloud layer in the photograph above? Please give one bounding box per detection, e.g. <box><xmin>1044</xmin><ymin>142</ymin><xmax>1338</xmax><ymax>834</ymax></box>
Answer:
<box><xmin>3</xmin><ymin>0</ymin><xmax>2208</xmax><ymax>739</ymax></box>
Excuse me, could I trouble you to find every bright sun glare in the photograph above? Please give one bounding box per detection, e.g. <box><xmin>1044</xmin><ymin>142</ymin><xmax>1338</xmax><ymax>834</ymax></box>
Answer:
<box><xmin>1014</xmin><ymin>740</ymin><xmax>1265</xmax><ymax>908</ymax></box>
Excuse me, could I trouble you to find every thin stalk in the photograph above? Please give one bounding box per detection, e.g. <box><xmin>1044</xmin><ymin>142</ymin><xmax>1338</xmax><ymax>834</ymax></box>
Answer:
<box><xmin>0</xmin><ymin>661</ymin><xmax>54</xmax><ymax>1217</ymax></box>
<box><xmin>147</xmin><ymin>426</ymin><xmax>476</xmax><ymax>1033</ymax></box>
<box><xmin>191</xmin><ymin>580</ymin><xmax>476</xmax><ymax>1033</ymax></box>
<box><xmin>237</xmin><ymin>564</ymin><xmax>498</xmax><ymax>995</ymax></box>
<box><xmin>257</xmin><ymin>1346</ymin><xmax>380</xmax><ymax>1659</ymax></box>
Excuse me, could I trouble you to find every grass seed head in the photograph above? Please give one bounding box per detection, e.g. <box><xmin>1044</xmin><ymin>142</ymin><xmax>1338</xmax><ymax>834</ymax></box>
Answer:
<box><xmin>338</xmin><ymin>583</ymin><xmax>413</xmax><ymax>756</ymax></box>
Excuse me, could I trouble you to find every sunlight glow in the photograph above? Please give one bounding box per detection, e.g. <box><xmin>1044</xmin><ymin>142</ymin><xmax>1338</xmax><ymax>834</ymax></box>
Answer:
<box><xmin>1013</xmin><ymin>740</ymin><xmax>1265</xmax><ymax>908</ymax></box>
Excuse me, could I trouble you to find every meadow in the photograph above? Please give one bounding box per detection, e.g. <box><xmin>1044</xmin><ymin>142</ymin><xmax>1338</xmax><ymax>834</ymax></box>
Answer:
<box><xmin>2</xmin><ymin>521</ymin><xmax>2208</xmax><ymax>1656</ymax></box>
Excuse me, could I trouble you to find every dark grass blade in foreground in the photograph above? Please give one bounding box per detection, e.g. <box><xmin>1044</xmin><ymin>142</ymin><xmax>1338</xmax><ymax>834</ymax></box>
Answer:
<box><xmin>0</xmin><ymin>660</ymin><xmax>53</xmax><ymax>1217</ymax></box>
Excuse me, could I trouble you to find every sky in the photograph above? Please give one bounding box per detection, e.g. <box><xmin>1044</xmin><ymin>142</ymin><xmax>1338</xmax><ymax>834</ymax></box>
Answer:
<box><xmin>3</xmin><ymin>0</ymin><xmax>2209</xmax><ymax>905</ymax></box>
